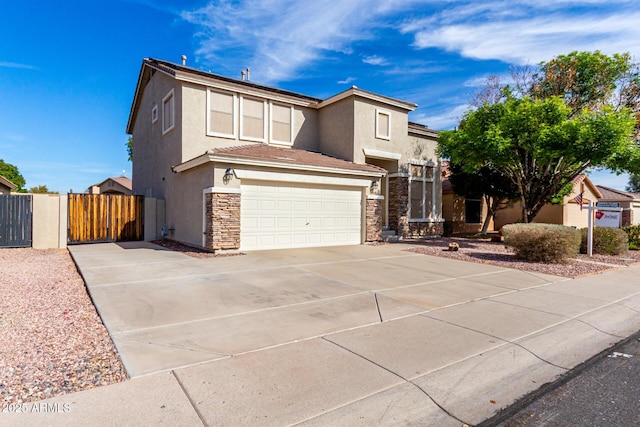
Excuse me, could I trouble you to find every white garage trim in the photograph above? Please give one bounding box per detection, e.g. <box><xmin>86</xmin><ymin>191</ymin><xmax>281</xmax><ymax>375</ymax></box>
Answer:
<box><xmin>240</xmin><ymin>180</ymin><xmax>364</xmax><ymax>251</ymax></box>
<box><xmin>234</xmin><ymin>169</ymin><xmax>373</xmax><ymax>188</ymax></box>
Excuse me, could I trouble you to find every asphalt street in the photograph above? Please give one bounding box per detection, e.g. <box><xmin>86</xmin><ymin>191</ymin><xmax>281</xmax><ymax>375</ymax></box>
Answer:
<box><xmin>490</xmin><ymin>330</ymin><xmax>640</xmax><ymax>427</ymax></box>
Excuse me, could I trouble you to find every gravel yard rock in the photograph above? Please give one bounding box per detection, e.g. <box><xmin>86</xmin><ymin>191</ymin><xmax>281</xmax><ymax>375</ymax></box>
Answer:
<box><xmin>405</xmin><ymin>237</ymin><xmax>640</xmax><ymax>278</ymax></box>
<box><xmin>0</xmin><ymin>248</ymin><xmax>127</xmax><ymax>405</ymax></box>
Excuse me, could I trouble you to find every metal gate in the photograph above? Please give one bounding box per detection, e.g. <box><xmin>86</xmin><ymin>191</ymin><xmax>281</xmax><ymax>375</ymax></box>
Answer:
<box><xmin>0</xmin><ymin>194</ymin><xmax>33</xmax><ymax>247</ymax></box>
<box><xmin>68</xmin><ymin>194</ymin><xmax>144</xmax><ymax>244</ymax></box>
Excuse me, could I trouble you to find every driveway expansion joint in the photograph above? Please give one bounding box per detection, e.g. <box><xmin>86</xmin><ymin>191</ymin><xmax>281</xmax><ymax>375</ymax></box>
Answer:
<box><xmin>171</xmin><ymin>370</ymin><xmax>208</xmax><ymax>427</ymax></box>
<box><xmin>320</xmin><ymin>336</ymin><xmax>469</xmax><ymax>426</ymax></box>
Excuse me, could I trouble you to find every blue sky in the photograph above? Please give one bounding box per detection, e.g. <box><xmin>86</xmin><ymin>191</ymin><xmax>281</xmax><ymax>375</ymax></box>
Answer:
<box><xmin>1</xmin><ymin>0</ymin><xmax>638</xmax><ymax>193</ymax></box>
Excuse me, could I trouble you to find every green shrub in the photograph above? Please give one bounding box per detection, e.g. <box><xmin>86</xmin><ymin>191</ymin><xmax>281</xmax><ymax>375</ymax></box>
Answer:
<box><xmin>502</xmin><ymin>223</ymin><xmax>581</xmax><ymax>263</ymax></box>
<box><xmin>623</xmin><ymin>225</ymin><xmax>640</xmax><ymax>250</ymax></box>
<box><xmin>580</xmin><ymin>227</ymin><xmax>628</xmax><ymax>255</ymax></box>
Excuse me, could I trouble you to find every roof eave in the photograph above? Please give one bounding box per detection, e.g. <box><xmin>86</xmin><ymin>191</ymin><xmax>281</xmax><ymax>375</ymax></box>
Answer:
<box><xmin>318</xmin><ymin>87</ymin><xmax>417</xmax><ymax>111</ymax></box>
<box><xmin>172</xmin><ymin>152</ymin><xmax>385</xmax><ymax>178</ymax></box>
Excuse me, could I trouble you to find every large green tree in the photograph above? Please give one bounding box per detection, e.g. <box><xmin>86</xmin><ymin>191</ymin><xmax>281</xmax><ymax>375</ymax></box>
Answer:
<box><xmin>0</xmin><ymin>159</ymin><xmax>26</xmax><ymax>192</ymax></box>
<box><xmin>440</xmin><ymin>51</ymin><xmax>640</xmax><ymax>223</ymax></box>
<box><xmin>627</xmin><ymin>174</ymin><xmax>640</xmax><ymax>193</ymax></box>
<box><xmin>440</xmin><ymin>95</ymin><xmax>637</xmax><ymax>223</ymax></box>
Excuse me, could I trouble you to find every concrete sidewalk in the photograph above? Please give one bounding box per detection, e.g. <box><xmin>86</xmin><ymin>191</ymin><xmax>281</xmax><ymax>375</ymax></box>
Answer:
<box><xmin>2</xmin><ymin>242</ymin><xmax>639</xmax><ymax>426</ymax></box>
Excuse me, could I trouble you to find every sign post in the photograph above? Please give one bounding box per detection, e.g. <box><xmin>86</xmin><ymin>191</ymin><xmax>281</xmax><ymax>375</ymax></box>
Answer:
<box><xmin>584</xmin><ymin>201</ymin><xmax>623</xmax><ymax>256</ymax></box>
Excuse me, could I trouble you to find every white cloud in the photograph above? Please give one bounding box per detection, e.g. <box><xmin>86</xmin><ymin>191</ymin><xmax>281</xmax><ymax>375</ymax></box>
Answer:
<box><xmin>362</xmin><ymin>55</ymin><xmax>388</xmax><ymax>66</ymax></box>
<box><xmin>337</xmin><ymin>76</ymin><xmax>357</xmax><ymax>85</ymax></box>
<box><xmin>404</xmin><ymin>1</ymin><xmax>640</xmax><ymax>65</ymax></box>
<box><xmin>0</xmin><ymin>61</ymin><xmax>37</xmax><ymax>70</ymax></box>
<box><xmin>181</xmin><ymin>0</ymin><xmax>389</xmax><ymax>84</ymax></box>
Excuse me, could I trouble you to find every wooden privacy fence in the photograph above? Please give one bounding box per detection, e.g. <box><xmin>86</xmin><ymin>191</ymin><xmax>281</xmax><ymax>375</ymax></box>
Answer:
<box><xmin>0</xmin><ymin>194</ymin><xmax>32</xmax><ymax>247</ymax></box>
<box><xmin>68</xmin><ymin>194</ymin><xmax>144</xmax><ymax>244</ymax></box>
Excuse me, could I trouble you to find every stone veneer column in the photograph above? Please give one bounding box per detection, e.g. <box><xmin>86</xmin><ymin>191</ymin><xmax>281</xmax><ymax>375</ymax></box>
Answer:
<box><xmin>204</xmin><ymin>190</ymin><xmax>241</xmax><ymax>251</ymax></box>
<box><xmin>366</xmin><ymin>196</ymin><xmax>383</xmax><ymax>242</ymax></box>
<box><xmin>388</xmin><ymin>175</ymin><xmax>409</xmax><ymax>238</ymax></box>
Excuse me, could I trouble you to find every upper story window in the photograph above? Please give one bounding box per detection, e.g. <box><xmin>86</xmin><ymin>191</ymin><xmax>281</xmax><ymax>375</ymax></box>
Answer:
<box><xmin>270</xmin><ymin>102</ymin><xmax>293</xmax><ymax>145</ymax></box>
<box><xmin>376</xmin><ymin>109</ymin><xmax>391</xmax><ymax>140</ymax></box>
<box><xmin>208</xmin><ymin>89</ymin><xmax>236</xmax><ymax>138</ymax></box>
<box><xmin>151</xmin><ymin>105</ymin><xmax>158</xmax><ymax>123</ymax></box>
<box><xmin>240</xmin><ymin>96</ymin><xmax>267</xmax><ymax>142</ymax></box>
<box><xmin>409</xmin><ymin>162</ymin><xmax>435</xmax><ymax>220</ymax></box>
<box><xmin>162</xmin><ymin>89</ymin><xmax>175</xmax><ymax>135</ymax></box>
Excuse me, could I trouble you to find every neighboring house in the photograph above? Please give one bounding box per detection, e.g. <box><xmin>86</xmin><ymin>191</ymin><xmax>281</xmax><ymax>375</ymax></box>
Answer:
<box><xmin>87</xmin><ymin>176</ymin><xmax>133</xmax><ymax>195</ymax></box>
<box><xmin>494</xmin><ymin>174</ymin><xmax>602</xmax><ymax>230</ymax></box>
<box><xmin>0</xmin><ymin>174</ymin><xmax>17</xmax><ymax>194</ymax></box>
<box><xmin>596</xmin><ymin>185</ymin><xmax>640</xmax><ymax>226</ymax></box>
<box><xmin>127</xmin><ymin>58</ymin><xmax>443</xmax><ymax>251</ymax></box>
<box><xmin>441</xmin><ymin>161</ymin><xmax>495</xmax><ymax>234</ymax></box>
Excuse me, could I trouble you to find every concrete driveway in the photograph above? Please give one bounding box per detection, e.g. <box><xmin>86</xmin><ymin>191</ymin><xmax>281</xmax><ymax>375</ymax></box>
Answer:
<box><xmin>57</xmin><ymin>241</ymin><xmax>640</xmax><ymax>426</ymax></box>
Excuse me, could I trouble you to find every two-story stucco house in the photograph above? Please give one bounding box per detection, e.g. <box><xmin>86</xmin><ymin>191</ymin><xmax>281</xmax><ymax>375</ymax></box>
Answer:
<box><xmin>127</xmin><ymin>58</ymin><xmax>442</xmax><ymax>252</ymax></box>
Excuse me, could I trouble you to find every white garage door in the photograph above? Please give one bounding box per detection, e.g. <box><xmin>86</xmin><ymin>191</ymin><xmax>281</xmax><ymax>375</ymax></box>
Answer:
<box><xmin>241</xmin><ymin>180</ymin><xmax>363</xmax><ymax>250</ymax></box>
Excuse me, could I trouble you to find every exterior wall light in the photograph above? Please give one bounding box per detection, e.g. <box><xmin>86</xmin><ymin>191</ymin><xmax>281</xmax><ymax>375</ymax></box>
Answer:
<box><xmin>371</xmin><ymin>180</ymin><xmax>379</xmax><ymax>194</ymax></box>
<box><xmin>223</xmin><ymin>168</ymin><xmax>234</xmax><ymax>184</ymax></box>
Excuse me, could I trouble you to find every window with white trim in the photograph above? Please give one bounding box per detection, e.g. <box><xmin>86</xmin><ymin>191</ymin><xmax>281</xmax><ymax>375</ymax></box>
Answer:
<box><xmin>409</xmin><ymin>163</ymin><xmax>435</xmax><ymax>220</ymax></box>
<box><xmin>376</xmin><ymin>109</ymin><xmax>391</xmax><ymax>140</ymax></box>
<box><xmin>162</xmin><ymin>89</ymin><xmax>175</xmax><ymax>135</ymax></box>
<box><xmin>151</xmin><ymin>105</ymin><xmax>158</xmax><ymax>123</ymax></box>
<box><xmin>208</xmin><ymin>89</ymin><xmax>236</xmax><ymax>138</ymax></box>
<box><xmin>270</xmin><ymin>102</ymin><xmax>293</xmax><ymax>145</ymax></box>
<box><xmin>240</xmin><ymin>96</ymin><xmax>267</xmax><ymax>141</ymax></box>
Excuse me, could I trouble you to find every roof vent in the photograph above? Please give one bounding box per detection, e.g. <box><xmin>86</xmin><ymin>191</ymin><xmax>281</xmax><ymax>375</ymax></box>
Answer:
<box><xmin>241</xmin><ymin>67</ymin><xmax>251</xmax><ymax>81</ymax></box>
<box><xmin>181</xmin><ymin>55</ymin><xmax>187</xmax><ymax>66</ymax></box>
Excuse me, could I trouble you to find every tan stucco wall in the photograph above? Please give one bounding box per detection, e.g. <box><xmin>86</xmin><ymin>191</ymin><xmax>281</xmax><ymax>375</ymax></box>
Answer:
<box><xmin>32</xmin><ymin>194</ymin><xmax>67</xmax><ymax>249</ymax></box>
<box><xmin>318</xmin><ymin>97</ymin><xmax>355</xmax><ymax>161</ymax></box>
<box><xmin>132</xmin><ymin>71</ymin><xmax>182</xmax><ymax>199</ymax></box>
<box><xmin>180</xmin><ymin>83</ymin><xmax>322</xmax><ymax>162</ymax></box>
<box><xmin>165</xmin><ymin>164</ymin><xmax>215</xmax><ymax>247</ymax></box>
<box><xmin>495</xmin><ymin>179</ymin><xmax>600</xmax><ymax>230</ymax></box>
<box><xmin>98</xmin><ymin>181</ymin><xmax>132</xmax><ymax>195</ymax></box>
<box><xmin>442</xmin><ymin>192</ymin><xmax>494</xmax><ymax>234</ymax></box>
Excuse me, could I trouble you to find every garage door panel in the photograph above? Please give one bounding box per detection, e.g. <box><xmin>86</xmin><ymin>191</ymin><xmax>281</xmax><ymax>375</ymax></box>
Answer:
<box><xmin>241</xmin><ymin>181</ymin><xmax>362</xmax><ymax>250</ymax></box>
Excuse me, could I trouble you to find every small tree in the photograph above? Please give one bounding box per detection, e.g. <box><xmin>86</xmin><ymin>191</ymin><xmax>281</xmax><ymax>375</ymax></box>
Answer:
<box><xmin>126</xmin><ymin>136</ymin><xmax>133</xmax><ymax>162</ymax></box>
<box><xmin>0</xmin><ymin>159</ymin><xmax>26</xmax><ymax>192</ymax></box>
<box><xmin>29</xmin><ymin>185</ymin><xmax>59</xmax><ymax>194</ymax></box>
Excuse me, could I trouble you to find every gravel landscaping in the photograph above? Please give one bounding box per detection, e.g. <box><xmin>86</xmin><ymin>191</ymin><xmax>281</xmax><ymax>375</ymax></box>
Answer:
<box><xmin>405</xmin><ymin>236</ymin><xmax>640</xmax><ymax>278</ymax></box>
<box><xmin>0</xmin><ymin>248</ymin><xmax>127</xmax><ymax>405</ymax></box>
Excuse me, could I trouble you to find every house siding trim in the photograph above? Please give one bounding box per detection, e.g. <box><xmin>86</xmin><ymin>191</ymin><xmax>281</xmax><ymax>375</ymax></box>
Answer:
<box><xmin>173</xmin><ymin>154</ymin><xmax>385</xmax><ymax>178</ymax></box>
